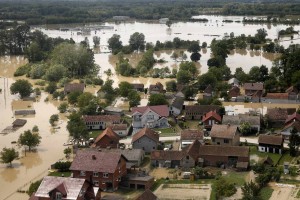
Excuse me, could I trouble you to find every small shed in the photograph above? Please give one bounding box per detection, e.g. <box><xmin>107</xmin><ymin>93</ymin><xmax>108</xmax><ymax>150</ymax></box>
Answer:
<box><xmin>12</xmin><ymin>119</ymin><xmax>27</xmax><ymax>127</ymax></box>
<box><xmin>15</xmin><ymin>110</ymin><xmax>36</xmax><ymax>116</ymax></box>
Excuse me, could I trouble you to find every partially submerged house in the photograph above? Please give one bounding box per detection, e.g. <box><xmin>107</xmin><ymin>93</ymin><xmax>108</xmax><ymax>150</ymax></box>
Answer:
<box><xmin>14</xmin><ymin>109</ymin><xmax>35</xmax><ymax>116</ymax></box>
<box><xmin>281</xmin><ymin>121</ymin><xmax>300</xmax><ymax>140</ymax></box>
<box><xmin>210</xmin><ymin>124</ymin><xmax>240</xmax><ymax>146</ymax></box>
<box><xmin>228</xmin><ymin>86</ymin><xmax>240</xmax><ymax>101</ymax></box>
<box><xmin>285</xmin><ymin>86</ymin><xmax>299</xmax><ymax>100</ymax></box>
<box><xmin>258</xmin><ymin>134</ymin><xmax>284</xmax><ymax>154</ymax></box>
<box><xmin>180</xmin><ymin>129</ymin><xmax>204</xmax><ymax>148</ymax></box>
<box><xmin>132</xmin><ymin>127</ymin><xmax>159</xmax><ymax>153</ymax></box>
<box><xmin>29</xmin><ymin>176</ymin><xmax>101</xmax><ymax>200</ymax></box>
<box><xmin>92</xmin><ymin>127</ymin><xmax>120</xmax><ymax>148</ymax></box>
<box><xmin>70</xmin><ymin>150</ymin><xmax>127</xmax><ymax>191</ymax></box>
<box><xmin>244</xmin><ymin>82</ymin><xmax>264</xmax><ymax>96</ymax></box>
<box><xmin>131</xmin><ymin>105</ymin><xmax>169</xmax><ymax>129</ymax></box>
<box><xmin>12</xmin><ymin>119</ymin><xmax>27</xmax><ymax>127</ymax></box>
<box><xmin>104</xmin><ymin>106</ymin><xmax>124</xmax><ymax>116</ymax></box>
<box><xmin>83</xmin><ymin>115</ymin><xmax>121</xmax><ymax>130</ymax></box>
<box><xmin>64</xmin><ymin>83</ymin><xmax>85</xmax><ymax>95</ymax></box>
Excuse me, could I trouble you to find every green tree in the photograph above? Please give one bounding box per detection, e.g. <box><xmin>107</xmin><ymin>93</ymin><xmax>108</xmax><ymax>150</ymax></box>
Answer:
<box><xmin>58</xmin><ymin>102</ymin><xmax>68</xmax><ymax>113</ymax></box>
<box><xmin>118</xmin><ymin>81</ymin><xmax>134</xmax><ymax>97</ymax></box>
<box><xmin>240</xmin><ymin>122</ymin><xmax>252</xmax><ymax>136</ymax></box>
<box><xmin>255</xmin><ymin>28</ymin><xmax>268</xmax><ymax>43</ymax></box>
<box><xmin>214</xmin><ymin>177</ymin><xmax>237</xmax><ymax>199</ymax></box>
<box><xmin>25</xmin><ymin>41</ymin><xmax>44</xmax><ymax>62</ymax></box>
<box><xmin>241</xmin><ymin>181</ymin><xmax>261</xmax><ymax>200</ymax></box>
<box><xmin>171</xmin><ymin>52</ymin><xmax>179</xmax><ymax>61</ymax></box>
<box><xmin>45</xmin><ymin>82</ymin><xmax>57</xmax><ymax>94</ymax></box>
<box><xmin>77</xmin><ymin>92</ymin><xmax>95</xmax><ymax>108</ymax></box>
<box><xmin>187</xmin><ymin>41</ymin><xmax>200</xmax><ymax>53</ymax></box>
<box><xmin>32</xmin><ymin>125</ymin><xmax>39</xmax><ymax>132</ymax></box>
<box><xmin>101</xmin><ymin>79</ymin><xmax>116</xmax><ymax>104</ymax></box>
<box><xmin>166</xmin><ymin>20</ymin><xmax>172</xmax><ymax>28</ymax></box>
<box><xmin>67</xmin><ymin>112</ymin><xmax>89</xmax><ymax>141</ymax></box>
<box><xmin>289</xmin><ymin>127</ymin><xmax>300</xmax><ymax>156</ymax></box>
<box><xmin>148</xmin><ymin>93</ymin><xmax>168</xmax><ymax>106</ymax></box>
<box><xmin>45</xmin><ymin>64</ymin><xmax>66</xmax><ymax>82</ymax></box>
<box><xmin>18</xmin><ymin>130</ymin><xmax>41</xmax><ymax>152</ymax></box>
<box><xmin>49</xmin><ymin>114</ymin><xmax>59</xmax><ymax>126</ymax></box>
<box><xmin>27</xmin><ymin>180</ymin><xmax>42</xmax><ymax>196</ymax></box>
<box><xmin>177</xmin><ymin>70</ymin><xmax>192</xmax><ymax>84</ymax></box>
<box><xmin>64</xmin><ymin>148</ymin><xmax>72</xmax><ymax>159</ymax></box>
<box><xmin>0</xmin><ymin>147</ymin><xmax>19</xmax><ymax>167</ymax></box>
<box><xmin>108</xmin><ymin>34</ymin><xmax>123</xmax><ymax>54</ymax></box>
<box><xmin>129</xmin><ymin>32</ymin><xmax>145</xmax><ymax>52</ymax></box>
<box><xmin>166</xmin><ymin>80</ymin><xmax>177</xmax><ymax>92</ymax></box>
<box><xmin>93</xmin><ymin>36</ymin><xmax>100</xmax><ymax>47</ymax></box>
<box><xmin>198</xmin><ymin>73</ymin><xmax>217</xmax><ymax>90</ymax></box>
<box><xmin>67</xmin><ymin>91</ymin><xmax>82</xmax><ymax>104</ymax></box>
<box><xmin>128</xmin><ymin>90</ymin><xmax>141</xmax><ymax>108</ymax></box>
<box><xmin>10</xmin><ymin>79</ymin><xmax>33</xmax><ymax>98</ymax></box>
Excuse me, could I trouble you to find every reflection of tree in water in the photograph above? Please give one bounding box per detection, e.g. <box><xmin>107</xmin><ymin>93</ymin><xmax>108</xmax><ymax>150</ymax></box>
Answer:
<box><xmin>0</xmin><ymin>166</ymin><xmax>20</xmax><ymax>182</ymax></box>
<box><xmin>93</xmin><ymin>46</ymin><xmax>101</xmax><ymax>54</ymax></box>
<box><xmin>202</xmin><ymin>48</ymin><xmax>207</xmax><ymax>54</ymax></box>
<box><xmin>250</xmin><ymin>51</ymin><xmax>255</xmax><ymax>57</ymax></box>
<box><xmin>166</xmin><ymin>28</ymin><xmax>172</xmax><ymax>36</ymax></box>
<box><xmin>19</xmin><ymin>151</ymin><xmax>42</xmax><ymax>170</ymax></box>
<box><xmin>262</xmin><ymin>52</ymin><xmax>280</xmax><ymax>61</ymax></box>
<box><xmin>254</xmin><ymin>51</ymin><xmax>261</xmax><ymax>57</ymax></box>
<box><xmin>235</xmin><ymin>49</ymin><xmax>247</xmax><ymax>56</ymax></box>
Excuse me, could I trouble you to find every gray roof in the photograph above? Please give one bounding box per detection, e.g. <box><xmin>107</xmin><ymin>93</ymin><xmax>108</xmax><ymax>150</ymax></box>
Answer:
<box><xmin>94</xmin><ymin>148</ymin><xmax>144</xmax><ymax>162</ymax></box>
<box><xmin>12</xmin><ymin>119</ymin><xmax>27</xmax><ymax>126</ymax></box>
<box><xmin>222</xmin><ymin>114</ymin><xmax>260</xmax><ymax>126</ymax></box>
<box><xmin>171</xmin><ymin>97</ymin><xmax>184</xmax><ymax>109</ymax></box>
<box><xmin>15</xmin><ymin>110</ymin><xmax>36</xmax><ymax>115</ymax></box>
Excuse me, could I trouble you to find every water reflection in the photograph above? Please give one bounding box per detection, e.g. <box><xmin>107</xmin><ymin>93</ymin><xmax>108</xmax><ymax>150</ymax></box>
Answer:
<box><xmin>19</xmin><ymin>151</ymin><xmax>43</xmax><ymax>170</ymax></box>
<box><xmin>0</xmin><ymin>167</ymin><xmax>20</xmax><ymax>182</ymax></box>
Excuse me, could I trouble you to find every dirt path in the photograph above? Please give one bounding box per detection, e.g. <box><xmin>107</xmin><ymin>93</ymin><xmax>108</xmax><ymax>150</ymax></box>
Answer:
<box><xmin>269</xmin><ymin>182</ymin><xmax>298</xmax><ymax>200</ymax></box>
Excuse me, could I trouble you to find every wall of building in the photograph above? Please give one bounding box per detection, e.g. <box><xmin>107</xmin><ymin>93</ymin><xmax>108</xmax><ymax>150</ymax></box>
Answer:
<box><xmin>133</xmin><ymin>136</ymin><xmax>157</xmax><ymax>153</ymax></box>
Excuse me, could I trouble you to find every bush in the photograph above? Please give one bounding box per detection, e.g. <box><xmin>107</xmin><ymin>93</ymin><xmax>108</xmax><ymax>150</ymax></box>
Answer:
<box><xmin>54</xmin><ymin>161</ymin><xmax>72</xmax><ymax>172</ymax></box>
<box><xmin>58</xmin><ymin>102</ymin><xmax>68</xmax><ymax>113</ymax></box>
<box><xmin>34</xmin><ymin>88</ymin><xmax>41</xmax><ymax>96</ymax></box>
<box><xmin>14</xmin><ymin>64</ymin><xmax>32</xmax><ymax>77</ymax></box>
<box><xmin>92</xmin><ymin>77</ymin><xmax>103</xmax><ymax>86</ymax></box>
<box><xmin>32</xmin><ymin>125</ymin><xmax>39</xmax><ymax>132</ymax></box>
<box><xmin>35</xmin><ymin>80</ymin><xmax>46</xmax><ymax>86</ymax></box>
<box><xmin>27</xmin><ymin>180</ymin><xmax>42</xmax><ymax>196</ymax></box>
<box><xmin>45</xmin><ymin>82</ymin><xmax>57</xmax><ymax>94</ymax></box>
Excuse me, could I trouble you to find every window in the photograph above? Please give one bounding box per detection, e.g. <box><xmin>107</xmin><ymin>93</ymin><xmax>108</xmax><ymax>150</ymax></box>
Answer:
<box><xmin>212</xmin><ymin>138</ymin><xmax>215</xmax><ymax>142</ymax></box>
<box><xmin>153</xmin><ymin>146</ymin><xmax>155</xmax><ymax>149</ymax></box>
<box><xmin>186</xmin><ymin>156</ymin><xmax>189</xmax><ymax>160</ymax></box>
<box><xmin>56</xmin><ymin>192</ymin><xmax>62</xmax><ymax>200</ymax></box>
<box><xmin>224</xmin><ymin>139</ymin><xmax>229</xmax><ymax>143</ymax></box>
<box><xmin>93</xmin><ymin>172</ymin><xmax>99</xmax><ymax>177</ymax></box>
<box><xmin>93</xmin><ymin>180</ymin><xmax>99</xmax><ymax>186</ymax></box>
<box><xmin>103</xmin><ymin>173</ymin><xmax>109</xmax><ymax>178</ymax></box>
<box><xmin>80</xmin><ymin>171</ymin><xmax>86</xmax><ymax>176</ymax></box>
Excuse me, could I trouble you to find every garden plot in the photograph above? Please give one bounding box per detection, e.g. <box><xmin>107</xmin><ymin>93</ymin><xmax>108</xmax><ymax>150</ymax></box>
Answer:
<box><xmin>154</xmin><ymin>184</ymin><xmax>211</xmax><ymax>200</ymax></box>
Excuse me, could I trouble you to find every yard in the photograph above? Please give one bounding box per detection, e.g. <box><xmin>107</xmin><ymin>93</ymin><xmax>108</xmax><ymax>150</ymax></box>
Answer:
<box><xmin>249</xmin><ymin>146</ymin><xmax>282</xmax><ymax>165</ymax></box>
<box><xmin>89</xmin><ymin>130</ymin><xmax>103</xmax><ymax>139</ymax></box>
<box><xmin>153</xmin><ymin>127</ymin><xmax>178</xmax><ymax>137</ymax></box>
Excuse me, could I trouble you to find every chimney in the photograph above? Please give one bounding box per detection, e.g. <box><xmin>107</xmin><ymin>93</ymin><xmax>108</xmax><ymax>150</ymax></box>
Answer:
<box><xmin>92</xmin><ymin>155</ymin><xmax>96</xmax><ymax>160</ymax></box>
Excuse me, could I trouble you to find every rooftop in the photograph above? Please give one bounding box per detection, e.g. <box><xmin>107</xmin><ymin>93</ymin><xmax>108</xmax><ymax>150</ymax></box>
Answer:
<box><xmin>202</xmin><ymin>111</ymin><xmax>222</xmax><ymax>122</ymax></box>
<box><xmin>185</xmin><ymin>105</ymin><xmax>220</xmax><ymax>114</ymax></box>
<box><xmin>244</xmin><ymin>82</ymin><xmax>264</xmax><ymax>91</ymax></box>
<box><xmin>93</xmin><ymin>127</ymin><xmax>120</xmax><ymax>144</ymax></box>
<box><xmin>199</xmin><ymin>145</ymin><xmax>249</xmax><ymax>157</ymax></box>
<box><xmin>64</xmin><ymin>83</ymin><xmax>85</xmax><ymax>93</ymax></box>
<box><xmin>267</xmin><ymin>108</ymin><xmax>296</xmax><ymax>121</ymax></box>
<box><xmin>83</xmin><ymin>115</ymin><xmax>121</xmax><ymax>122</ymax></box>
<box><xmin>210</xmin><ymin>124</ymin><xmax>239</xmax><ymax>139</ymax></box>
<box><xmin>181</xmin><ymin>129</ymin><xmax>204</xmax><ymax>141</ymax></box>
<box><xmin>132</xmin><ymin>127</ymin><xmax>159</xmax><ymax>143</ymax></box>
<box><xmin>132</xmin><ymin>105</ymin><xmax>169</xmax><ymax>117</ymax></box>
<box><xmin>258</xmin><ymin>134</ymin><xmax>283</xmax><ymax>146</ymax></box>
<box><xmin>150</xmin><ymin>150</ymin><xmax>185</xmax><ymax>161</ymax></box>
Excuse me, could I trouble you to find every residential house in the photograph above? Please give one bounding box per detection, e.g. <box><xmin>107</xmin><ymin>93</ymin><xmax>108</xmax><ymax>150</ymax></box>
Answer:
<box><xmin>83</xmin><ymin>115</ymin><xmax>121</xmax><ymax>130</ymax></box>
<box><xmin>136</xmin><ymin>189</ymin><xmax>159</xmax><ymax>200</ymax></box>
<box><xmin>169</xmin><ymin>97</ymin><xmax>184</xmax><ymax>116</ymax></box>
<box><xmin>29</xmin><ymin>176</ymin><xmax>101</xmax><ymax>200</ymax></box>
<box><xmin>266</xmin><ymin>108</ymin><xmax>296</xmax><ymax>128</ymax></box>
<box><xmin>92</xmin><ymin>127</ymin><xmax>120</xmax><ymax>148</ymax></box>
<box><xmin>95</xmin><ymin>148</ymin><xmax>145</xmax><ymax>167</ymax></box>
<box><xmin>70</xmin><ymin>150</ymin><xmax>127</xmax><ymax>191</ymax></box>
<box><xmin>222</xmin><ymin>114</ymin><xmax>261</xmax><ymax>133</ymax></box>
<box><xmin>244</xmin><ymin>82</ymin><xmax>264</xmax><ymax>96</ymax></box>
<box><xmin>281</xmin><ymin>121</ymin><xmax>300</xmax><ymax>140</ymax></box>
<box><xmin>151</xmin><ymin>140</ymin><xmax>201</xmax><ymax>169</ymax></box>
<box><xmin>132</xmin><ymin>127</ymin><xmax>159</xmax><ymax>153</ymax></box>
<box><xmin>64</xmin><ymin>83</ymin><xmax>85</xmax><ymax>95</ymax></box>
<box><xmin>104</xmin><ymin>106</ymin><xmax>124</xmax><ymax>116</ymax></box>
<box><xmin>265</xmin><ymin>93</ymin><xmax>289</xmax><ymax>101</ymax></box>
<box><xmin>228</xmin><ymin>86</ymin><xmax>240</xmax><ymax>101</ymax></box>
<box><xmin>149</xmin><ymin>82</ymin><xmax>164</xmax><ymax>94</ymax></box>
<box><xmin>202</xmin><ymin>111</ymin><xmax>222</xmax><ymax>130</ymax></box>
<box><xmin>184</xmin><ymin>105</ymin><xmax>220</xmax><ymax>120</ymax></box>
<box><xmin>198</xmin><ymin>145</ymin><xmax>249</xmax><ymax>169</ymax></box>
<box><xmin>285</xmin><ymin>112</ymin><xmax>300</xmax><ymax>125</ymax></box>
<box><xmin>210</xmin><ymin>124</ymin><xmax>240</xmax><ymax>146</ymax></box>
<box><xmin>15</xmin><ymin>109</ymin><xmax>35</xmax><ymax>116</ymax></box>
<box><xmin>181</xmin><ymin>129</ymin><xmax>204</xmax><ymax>148</ymax></box>
<box><xmin>203</xmin><ymin>84</ymin><xmax>213</xmax><ymax>99</ymax></box>
<box><xmin>12</xmin><ymin>119</ymin><xmax>27</xmax><ymax>128</ymax></box>
<box><xmin>286</xmin><ymin>86</ymin><xmax>299</xmax><ymax>100</ymax></box>
<box><xmin>131</xmin><ymin>83</ymin><xmax>144</xmax><ymax>92</ymax></box>
<box><xmin>110</xmin><ymin>124</ymin><xmax>129</xmax><ymax>137</ymax></box>
<box><xmin>258</xmin><ymin>134</ymin><xmax>284</xmax><ymax>154</ymax></box>
<box><xmin>131</xmin><ymin>105</ymin><xmax>169</xmax><ymax>129</ymax></box>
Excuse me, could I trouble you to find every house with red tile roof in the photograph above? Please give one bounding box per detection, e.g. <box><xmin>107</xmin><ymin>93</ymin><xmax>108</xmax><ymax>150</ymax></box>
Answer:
<box><xmin>180</xmin><ymin>129</ymin><xmax>204</xmax><ymax>148</ymax></box>
<box><xmin>132</xmin><ymin>127</ymin><xmax>159</xmax><ymax>153</ymax></box>
<box><xmin>70</xmin><ymin>150</ymin><xmax>127</xmax><ymax>191</ymax></box>
<box><xmin>202</xmin><ymin>111</ymin><xmax>222</xmax><ymax>130</ymax></box>
<box><xmin>285</xmin><ymin>112</ymin><xmax>300</xmax><ymax>125</ymax></box>
<box><xmin>83</xmin><ymin>115</ymin><xmax>121</xmax><ymax>130</ymax></box>
<box><xmin>258</xmin><ymin>134</ymin><xmax>283</xmax><ymax>154</ymax></box>
<box><xmin>244</xmin><ymin>82</ymin><xmax>264</xmax><ymax>96</ymax></box>
<box><xmin>210</xmin><ymin>124</ymin><xmax>240</xmax><ymax>146</ymax></box>
<box><xmin>131</xmin><ymin>105</ymin><xmax>169</xmax><ymax>129</ymax></box>
<box><xmin>29</xmin><ymin>176</ymin><xmax>101</xmax><ymax>200</ymax></box>
<box><xmin>110</xmin><ymin>124</ymin><xmax>129</xmax><ymax>137</ymax></box>
<box><xmin>266</xmin><ymin>108</ymin><xmax>296</xmax><ymax>128</ymax></box>
<box><xmin>281</xmin><ymin>121</ymin><xmax>300</xmax><ymax>140</ymax></box>
<box><xmin>92</xmin><ymin>127</ymin><xmax>120</xmax><ymax>148</ymax></box>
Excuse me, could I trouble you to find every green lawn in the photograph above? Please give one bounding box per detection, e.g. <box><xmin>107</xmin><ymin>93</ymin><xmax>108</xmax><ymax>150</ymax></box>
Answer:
<box><xmin>153</xmin><ymin>127</ymin><xmax>177</xmax><ymax>137</ymax></box>
<box><xmin>296</xmin><ymin>188</ymin><xmax>300</xmax><ymax>198</ymax></box>
<box><xmin>249</xmin><ymin>146</ymin><xmax>282</xmax><ymax>165</ymax></box>
<box><xmin>89</xmin><ymin>130</ymin><xmax>103</xmax><ymax>139</ymax></box>
<box><xmin>222</xmin><ymin>171</ymin><xmax>247</xmax><ymax>186</ymax></box>
<box><xmin>48</xmin><ymin>171</ymin><xmax>72</xmax><ymax>177</ymax></box>
<box><xmin>260</xmin><ymin>187</ymin><xmax>274</xmax><ymax>200</ymax></box>
<box><xmin>278</xmin><ymin>151</ymin><xmax>294</xmax><ymax>165</ymax></box>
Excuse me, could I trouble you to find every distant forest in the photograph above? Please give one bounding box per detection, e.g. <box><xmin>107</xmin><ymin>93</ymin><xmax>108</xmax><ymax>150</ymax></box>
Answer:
<box><xmin>0</xmin><ymin>0</ymin><xmax>300</xmax><ymax>25</ymax></box>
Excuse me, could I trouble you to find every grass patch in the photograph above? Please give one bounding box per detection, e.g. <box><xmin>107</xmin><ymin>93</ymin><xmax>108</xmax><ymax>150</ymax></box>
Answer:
<box><xmin>154</xmin><ymin>127</ymin><xmax>177</xmax><ymax>137</ymax></box>
<box><xmin>278</xmin><ymin>178</ymin><xmax>300</xmax><ymax>185</ymax></box>
<box><xmin>278</xmin><ymin>151</ymin><xmax>294</xmax><ymax>165</ymax></box>
<box><xmin>296</xmin><ymin>188</ymin><xmax>300</xmax><ymax>198</ymax></box>
<box><xmin>260</xmin><ymin>186</ymin><xmax>274</xmax><ymax>200</ymax></box>
<box><xmin>222</xmin><ymin>171</ymin><xmax>247</xmax><ymax>186</ymax></box>
<box><xmin>140</xmin><ymin>156</ymin><xmax>150</xmax><ymax>168</ymax></box>
<box><xmin>249</xmin><ymin>146</ymin><xmax>282</xmax><ymax>165</ymax></box>
<box><xmin>89</xmin><ymin>130</ymin><xmax>103</xmax><ymax>139</ymax></box>
<box><xmin>48</xmin><ymin>171</ymin><xmax>72</xmax><ymax>177</ymax></box>
<box><xmin>151</xmin><ymin>178</ymin><xmax>213</xmax><ymax>191</ymax></box>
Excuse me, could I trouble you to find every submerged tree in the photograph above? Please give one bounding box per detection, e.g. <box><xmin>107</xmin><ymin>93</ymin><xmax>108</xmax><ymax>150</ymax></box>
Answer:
<box><xmin>18</xmin><ymin>130</ymin><xmax>41</xmax><ymax>152</ymax></box>
<box><xmin>10</xmin><ymin>79</ymin><xmax>33</xmax><ymax>98</ymax></box>
<box><xmin>0</xmin><ymin>147</ymin><xmax>19</xmax><ymax>167</ymax></box>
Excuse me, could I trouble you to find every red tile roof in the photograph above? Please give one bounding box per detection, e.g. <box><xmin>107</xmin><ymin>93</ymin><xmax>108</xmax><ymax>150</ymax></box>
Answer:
<box><xmin>70</xmin><ymin>150</ymin><xmax>125</xmax><ymax>173</ymax></box>
<box><xmin>93</xmin><ymin>127</ymin><xmax>120</xmax><ymax>144</ymax></box>
<box><xmin>181</xmin><ymin>129</ymin><xmax>204</xmax><ymax>141</ymax></box>
<box><xmin>132</xmin><ymin>105</ymin><xmax>169</xmax><ymax>117</ymax></box>
<box><xmin>150</xmin><ymin>150</ymin><xmax>185</xmax><ymax>161</ymax></box>
<box><xmin>186</xmin><ymin>140</ymin><xmax>201</xmax><ymax>160</ymax></box>
<box><xmin>286</xmin><ymin>86</ymin><xmax>299</xmax><ymax>94</ymax></box>
<box><xmin>244</xmin><ymin>83</ymin><xmax>264</xmax><ymax>91</ymax></box>
<box><xmin>283</xmin><ymin>121</ymin><xmax>300</xmax><ymax>132</ymax></box>
<box><xmin>132</xmin><ymin>127</ymin><xmax>159</xmax><ymax>143</ymax></box>
<box><xmin>210</xmin><ymin>124</ymin><xmax>239</xmax><ymax>139</ymax></box>
<box><xmin>83</xmin><ymin>115</ymin><xmax>121</xmax><ymax>123</ymax></box>
<box><xmin>228</xmin><ymin>86</ymin><xmax>240</xmax><ymax>98</ymax></box>
<box><xmin>199</xmin><ymin>145</ymin><xmax>249</xmax><ymax>157</ymax></box>
<box><xmin>136</xmin><ymin>189</ymin><xmax>158</xmax><ymax>200</ymax></box>
<box><xmin>265</xmin><ymin>93</ymin><xmax>289</xmax><ymax>99</ymax></box>
<box><xmin>258</xmin><ymin>134</ymin><xmax>283</xmax><ymax>146</ymax></box>
<box><xmin>267</xmin><ymin>108</ymin><xmax>296</xmax><ymax>121</ymax></box>
<box><xmin>110</xmin><ymin>124</ymin><xmax>128</xmax><ymax>131</ymax></box>
<box><xmin>285</xmin><ymin>112</ymin><xmax>300</xmax><ymax>124</ymax></box>
<box><xmin>202</xmin><ymin>111</ymin><xmax>222</xmax><ymax>123</ymax></box>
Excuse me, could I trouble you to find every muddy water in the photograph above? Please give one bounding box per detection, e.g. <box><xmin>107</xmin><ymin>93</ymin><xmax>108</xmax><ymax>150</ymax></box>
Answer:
<box><xmin>0</xmin><ymin>57</ymin><xmax>69</xmax><ymax>200</ymax></box>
